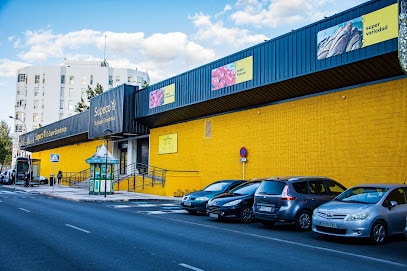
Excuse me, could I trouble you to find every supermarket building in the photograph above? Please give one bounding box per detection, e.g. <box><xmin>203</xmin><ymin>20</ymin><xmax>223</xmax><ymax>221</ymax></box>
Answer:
<box><xmin>19</xmin><ymin>0</ymin><xmax>406</xmax><ymax>196</ymax></box>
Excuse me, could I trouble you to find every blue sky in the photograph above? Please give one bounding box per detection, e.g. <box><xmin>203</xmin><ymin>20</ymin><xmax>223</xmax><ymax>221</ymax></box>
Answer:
<box><xmin>0</xmin><ymin>0</ymin><xmax>368</xmax><ymax>130</ymax></box>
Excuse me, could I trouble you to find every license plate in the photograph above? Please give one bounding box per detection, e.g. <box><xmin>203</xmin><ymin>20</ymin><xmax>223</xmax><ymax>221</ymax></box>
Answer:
<box><xmin>209</xmin><ymin>213</ymin><xmax>219</xmax><ymax>219</ymax></box>
<box><xmin>259</xmin><ymin>206</ymin><xmax>274</xmax><ymax>212</ymax></box>
<box><xmin>321</xmin><ymin>221</ymin><xmax>337</xmax><ymax>228</ymax></box>
<box><xmin>183</xmin><ymin>202</ymin><xmax>191</xmax><ymax>206</ymax></box>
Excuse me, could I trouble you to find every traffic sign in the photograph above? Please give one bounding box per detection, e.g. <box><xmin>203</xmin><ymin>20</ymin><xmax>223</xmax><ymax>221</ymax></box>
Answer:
<box><xmin>50</xmin><ymin>154</ymin><xmax>60</xmax><ymax>162</ymax></box>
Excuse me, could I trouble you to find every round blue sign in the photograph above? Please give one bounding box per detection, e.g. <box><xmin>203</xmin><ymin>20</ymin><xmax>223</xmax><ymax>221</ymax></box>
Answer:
<box><xmin>240</xmin><ymin>147</ymin><xmax>248</xmax><ymax>158</ymax></box>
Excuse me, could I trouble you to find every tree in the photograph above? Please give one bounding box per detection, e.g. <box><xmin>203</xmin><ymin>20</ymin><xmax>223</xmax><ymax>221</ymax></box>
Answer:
<box><xmin>0</xmin><ymin>121</ymin><xmax>12</xmax><ymax>170</ymax></box>
<box><xmin>74</xmin><ymin>83</ymin><xmax>104</xmax><ymax>112</ymax></box>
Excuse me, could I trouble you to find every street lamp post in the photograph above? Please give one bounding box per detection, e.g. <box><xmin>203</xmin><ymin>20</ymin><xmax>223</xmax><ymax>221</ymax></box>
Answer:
<box><xmin>9</xmin><ymin>116</ymin><xmax>29</xmax><ymax>189</ymax></box>
<box><xmin>103</xmin><ymin>128</ymin><xmax>113</xmax><ymax>198</ymax></box>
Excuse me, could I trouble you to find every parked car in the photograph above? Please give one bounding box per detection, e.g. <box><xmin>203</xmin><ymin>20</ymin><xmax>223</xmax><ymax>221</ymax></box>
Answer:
<box><xmin>253</xmin><ymin>176</ymin><xmax>347</xmax><ymax>231</ymax></box>
<box><xmin>312</xmin><ymin>184</ymin><xmax>407</xmax><ymax>244</ymax></box>
<box><xmin>206</xmin><ymin>179</ymin><xmax>264</xmax><ymax>223</ymax></box>
<box><xmin>181</xmin><ymin>180</ymin><xmax>246</xmax><ymax>214</ymax></box>
<box><xmin>0</xmin><ymin>170</ymin><xmax>15</xmax><ymax>185</ymax></box>
<box><xmin>405</xmin><ymin>216</ymin><xmax>407</xmax><ymax>239</ymax></box>
<box><xmin>32</xmin><ymin>176</ymin><xmax>49</xmax><ymax>185</ymax></box>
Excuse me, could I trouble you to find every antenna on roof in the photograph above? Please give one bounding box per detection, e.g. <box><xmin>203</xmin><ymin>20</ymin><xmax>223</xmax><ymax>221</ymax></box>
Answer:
<box><xmin>104</xmin><ymin>35</ymin><xmax>107</xmax><ymax>61</ymax></box>
<box><xmin>101</xmin><ymin>35</ymin><xmax>109</xmax><ymax>67</ymax></box>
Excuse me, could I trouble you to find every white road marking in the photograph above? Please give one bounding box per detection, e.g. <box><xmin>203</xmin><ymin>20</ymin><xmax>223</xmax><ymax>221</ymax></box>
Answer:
<box><xmin>65</xmin><ymin>224</ymin><xmax>91</xmax><ymax>234</ymax></box>
<box><xmin>18</xmin><ymin>208</ymin><xmax>30</xmax><ymax>212</ymax></box>
<box><xmin>179</xmin><ymin>263</ymin><xmax>205</xmax><ymax>271</ymax></box>
<box><xmin>166</xmin><ymin>218</ymin><xmax>407</xmax><ymax>269</ymax></box>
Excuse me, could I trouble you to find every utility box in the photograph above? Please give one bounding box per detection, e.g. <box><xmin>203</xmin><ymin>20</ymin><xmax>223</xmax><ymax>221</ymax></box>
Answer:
<box><xmin>86</xmin><ymin>144</ymin><xmax>119</xmax><ymax>195</ymax></box>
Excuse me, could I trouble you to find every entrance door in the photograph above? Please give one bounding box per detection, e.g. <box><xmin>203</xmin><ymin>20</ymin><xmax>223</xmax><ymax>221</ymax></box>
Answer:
<box><xmin>119</xmin><ymin>142</ymin><xmax>128</xmax><ymax>175</ymax></box>
<box><xmin>137</xmin><ymin>137</ymin><xmax>149</xmax><ymax>172</ymax></box>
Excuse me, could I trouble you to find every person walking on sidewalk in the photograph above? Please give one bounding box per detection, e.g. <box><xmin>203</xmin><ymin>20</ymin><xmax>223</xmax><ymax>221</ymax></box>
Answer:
<box><xmin>24</xmin><ymin>171</ymin><xmax>30</xmax><ymax>187</ymax></box>
<box><xmin>57</xmin><ymin>171</ymin><xmax>62</xmax><ymax>184</ymax></box>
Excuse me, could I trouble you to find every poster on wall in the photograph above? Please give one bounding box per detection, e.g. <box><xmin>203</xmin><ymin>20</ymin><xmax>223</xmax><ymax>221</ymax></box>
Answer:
<box><xmin>317</xmin><ymin>3</ymin><xmax>398</xmax><ymax>60</ymax></box>
<box><xmin>158</xmin><ymin>133</ymin><xmax>178</xmax><ymax>154</ymax></box>
<box><xmin>149</xmin><ymin>83</ymin><xmax>175</xmax><ymax>109</ymax></box>
<box><xmin>211</xmin><ymin>56</ymin><xmax>253</xmax><ymax>91</ymax></box>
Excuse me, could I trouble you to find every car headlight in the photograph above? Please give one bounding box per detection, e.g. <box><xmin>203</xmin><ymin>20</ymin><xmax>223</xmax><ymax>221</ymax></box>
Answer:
<box><xmin>223</xmin><ymin>199</ymin><xmax>242</xmax><ymax>207</ymax></box>
<box><xmin>195</xmin><ymin>196</ymin><xmax>209</xmax><ymax>201</ymax></box>
<box><xmin>346</xmin><ymin>212</ymin><xmax>371</xmax><ymax>221</ymax></box>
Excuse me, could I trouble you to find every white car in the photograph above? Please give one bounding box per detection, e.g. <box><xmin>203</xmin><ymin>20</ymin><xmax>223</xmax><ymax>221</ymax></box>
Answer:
<box><xmin>312</xmin><ymin>184</ymin><xmax>407</xmax><ymax>244</ymax></box>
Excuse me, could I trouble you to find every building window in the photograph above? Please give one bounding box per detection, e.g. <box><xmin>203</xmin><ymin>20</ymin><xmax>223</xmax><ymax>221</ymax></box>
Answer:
<box><xmin>128</xmin><ymin>76</ymin><xmax>132</xmax><ymax>83</ymax></box>
<box><xmin>42</xmin><ymin>99</ymin><xmax>45</xmax><ymax>109</ymax></box>
<box><xmin>108</xmin><ymin>75</ymin><xmax>113</xmax><ymax>86</ymax></box>
<box><xmin>35</xmin><ymin>75</ymin><xmax>40</xmax><ymax>84</ymax></box>
<box><xmin>18</xmin><ymin>74</ymin><xmax>26</xmax><ymax>83</ymax></box>
<box><xmin>115</xmin><ymin>76</ymin><xmax>120</xmax><ymax>83</ymax></box>
<box><xmin>34</xmin><ymin>87</ymin><xmax>39</xmax><ymax>97</ymax></box>
<box><xmin>60</xmin><ymin>87</ymin><xmax>65</xmax><ymax>97</ymax></box>
<box><xmin>61</xmin><ymin>75</ymin><xmax>65</xmax><ymax>84</ymax></box>
<box><xmin>90</xmin><ymin>75</ymin><xmax>93</xmax><ymax>85</ymax></box>
<box><xmin>42</xmin><ymin>74</ymin><xmax>45</xmax><ymax>84</ymax></box>
<box><xmin>81</xmin><ymin>76</ymin><xmax>87</xmax><ymax>85</ymax></box>
<box><xmin>68</xmin><ymin>100</ymin><xmax>74</xmax><ymax>110</ymax></box>
<box><xmin>137</xmin><ymin>76</ymin><xmax>143</xmax><ymax>83</ymax></box>
<box><xmin>33</xmin><ymin>113</ymin><xmax>39</xmax><ymax>122</ymax></box>
<box><xmin>69</xmin><ymin>76</ymin><xmax>74</xmax><ymax>85</ymax></box>
<box><xmin>69</xmin><ymin>88</ymin><xmax>74</xmax><ymax>98</ymax></box>
<box><xmin>59</xmin><ymin>113</ymin><xmax>64</xmax><ymax>120</ymax></box>
<box><xmin>33</xmin><ymin>100</ymin><xmax>39</xmax><ymax>110</ymax></box>
<box><xmin>60</xmin><ymin>100</ymin><xmax>64</xmax><ymax>109</ymax></box>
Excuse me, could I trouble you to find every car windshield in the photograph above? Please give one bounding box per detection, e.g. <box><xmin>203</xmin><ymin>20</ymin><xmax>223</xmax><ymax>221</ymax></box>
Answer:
<box><xmin>230</xmin><ymin>182</ymin><xmax>260</xmax><ymax>195</ymax></box>
<box><xmin>203</xmin><ymin>182</ymin><xmax>231</xmax><ymax>192</ymax></box>
<box><xmin>336</xmin><ymin>187</ymin><xmax>389</xmax><ymax>204</ymax></box>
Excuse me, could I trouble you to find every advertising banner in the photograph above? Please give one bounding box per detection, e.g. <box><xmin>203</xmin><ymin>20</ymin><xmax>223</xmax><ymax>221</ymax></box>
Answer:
<box><xmin>211</xmin><ymin>56</ymin><xmax>253</xmax><ymax>91</ymax></box>
<box><xmin>317</xmin><ymin>3</ymin><xmax>398</xmax><ymax>60</ymax></box>
<box><xmin>149</xmin><ymin>83</ymin><xmax>175</xmax><ymax>109</ymax></box>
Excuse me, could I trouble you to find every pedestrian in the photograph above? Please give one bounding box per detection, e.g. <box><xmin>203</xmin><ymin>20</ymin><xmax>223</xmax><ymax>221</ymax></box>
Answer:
<box><xmin>57</xmin><ymin>170</ymin><xmax>62</xmax><ymax>184</ymax></box>
<box><xmin>24</xmin><ymin>171</ymin><xmax>29</xmax><ymax>187</ymax></box>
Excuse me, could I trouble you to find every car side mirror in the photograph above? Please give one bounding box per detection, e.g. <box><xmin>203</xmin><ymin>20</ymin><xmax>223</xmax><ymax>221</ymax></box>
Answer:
<box><xmin>389</xmin><ymin>200</ymin><xmax>398</xmax><ymax>209</ymax></box>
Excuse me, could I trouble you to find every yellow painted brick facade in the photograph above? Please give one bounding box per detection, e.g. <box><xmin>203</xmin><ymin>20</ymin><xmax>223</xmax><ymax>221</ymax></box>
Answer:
<box><xmin>150</xmin><ymin>78</ymin><xmax>407</xmax><ymax>193</ymax></box>
<box><xmin>32</xmin><ymin>141</ymin><xmax>101</xmax><ymax>179</ymax></box>
<box><xmin>29</xmin><ymin>78</ymin><xmax>406</xmax><ymax>196</ymax></box>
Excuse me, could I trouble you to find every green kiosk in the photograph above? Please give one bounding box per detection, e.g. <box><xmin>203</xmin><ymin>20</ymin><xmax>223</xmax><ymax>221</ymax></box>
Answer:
<box><xmin>86</xmin><ymin>144</ymin><xmax>119</xmax><ymax>195</ymax></box>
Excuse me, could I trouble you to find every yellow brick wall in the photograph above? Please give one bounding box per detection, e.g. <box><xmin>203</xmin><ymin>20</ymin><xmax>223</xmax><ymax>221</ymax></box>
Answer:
<box><xmin>150</xmin><ymin>77</ymin><xmax>407</xmax><ymax>193</ymax></box>
<box><xmin>32</xmin><ymin>140</ymin><xmax>102</xmax><ymax>179</ymax></box>
<box><xmin>29</xmin><ymin>77</ymin><xmax>407</xmax><ymax>196</ymax></box>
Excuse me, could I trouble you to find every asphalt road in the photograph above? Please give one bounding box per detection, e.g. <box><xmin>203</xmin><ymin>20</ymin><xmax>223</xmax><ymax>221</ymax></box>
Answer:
<box><xmin>1</xmin><ymin>187</ymin><xmax>406</xmax><ymax>271</ymax></box>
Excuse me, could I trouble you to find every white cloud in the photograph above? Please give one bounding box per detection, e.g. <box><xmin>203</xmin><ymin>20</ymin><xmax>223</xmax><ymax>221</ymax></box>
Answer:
<box><xmin>0</xmin><ymin>58</ymin><xmax>30</xmax><ymax>77</ymax></box>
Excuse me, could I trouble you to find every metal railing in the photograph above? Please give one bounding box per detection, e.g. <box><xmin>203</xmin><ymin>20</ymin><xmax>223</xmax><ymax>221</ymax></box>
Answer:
<box><xmin>114</xmin><ymin>162</ymin><xmax>166</xmax><ymax>191</ymax></box>
<box><xmin>62</xmin><ymin>163</ymin><xmax>166</xmax><ymax>191</ymax></box>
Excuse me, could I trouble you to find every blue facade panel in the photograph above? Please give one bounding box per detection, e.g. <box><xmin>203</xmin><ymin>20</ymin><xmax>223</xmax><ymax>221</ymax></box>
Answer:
<box><xmin>136</xmin><ymin>0</ymin><xmax>398</xmax><ymax>119</ymax></box>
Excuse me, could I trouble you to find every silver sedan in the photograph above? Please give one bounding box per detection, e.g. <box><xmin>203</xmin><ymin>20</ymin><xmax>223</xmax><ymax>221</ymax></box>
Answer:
<box><xmin>312</xmin><ymin>184</ymin><xmax>407</xmax><ymax>244</ymax></box>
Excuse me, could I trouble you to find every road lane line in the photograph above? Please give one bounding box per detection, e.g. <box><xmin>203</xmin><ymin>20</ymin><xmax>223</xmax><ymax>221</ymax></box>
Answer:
<box><xmin>165</xmin><ymin>217</ymin><xmax>407</xmax><ymax>268</ymax></box>
<box><xmin>18</xmin><ymin>208</ymin><xmax>31</xmax><ymax>212</ymax></box>
<box><xmin>179</xmin><ymin>263</ymin><xmax>205</xmax><ymax>271</ymax></box>
<box><xmin>65</xmin><ymin>224</ymin><xmax>91</xmax><ymax>234</ymax></box>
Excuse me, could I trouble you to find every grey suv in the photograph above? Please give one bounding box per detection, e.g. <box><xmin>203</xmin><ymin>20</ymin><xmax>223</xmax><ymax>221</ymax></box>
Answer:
<box><xmin>253</xmin><ymin>176</ymin><xmax>346</xmax><ymax>231</ymax></box>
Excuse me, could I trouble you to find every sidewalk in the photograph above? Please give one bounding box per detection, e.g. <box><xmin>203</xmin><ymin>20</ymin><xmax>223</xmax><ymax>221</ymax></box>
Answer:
<box><xmin>13</xmin><ymin>184</ymin><xmax>181</xmax><ymax>202</ymax></box>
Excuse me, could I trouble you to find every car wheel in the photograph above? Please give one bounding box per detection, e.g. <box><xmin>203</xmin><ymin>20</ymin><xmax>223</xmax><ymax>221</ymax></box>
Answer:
<box><xmin>240</xmin><ymin>206</ymin><xmax>253</xmax><ymax>223</ymax></box>
<box><xmin>295</xmin><ymin>210</ymin><xmax>311</xmax><ymax>231</ymax></box>
<box><xmin>370</xmin><ymin>220</ymin><xmax>387</xmax><ymax>244</ymax></box>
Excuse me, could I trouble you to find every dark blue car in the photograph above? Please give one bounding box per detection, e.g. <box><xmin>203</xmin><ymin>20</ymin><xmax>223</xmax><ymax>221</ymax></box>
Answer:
<box><xmin>181</xmin><ymin>180</ymin><xmax>246</xmax><ymax>214</ymax></box>
<box><xmin>206</xmin><ymin>179</ymin><xmax>263</xmax><ymax>223</ymax></box>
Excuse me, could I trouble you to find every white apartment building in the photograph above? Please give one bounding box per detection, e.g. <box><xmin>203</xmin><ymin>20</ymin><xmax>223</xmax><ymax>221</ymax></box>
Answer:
<box><xmin>12</xmin><ymin>59</ymin><xmax>149</xmax><ymax>133</ymax></box>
